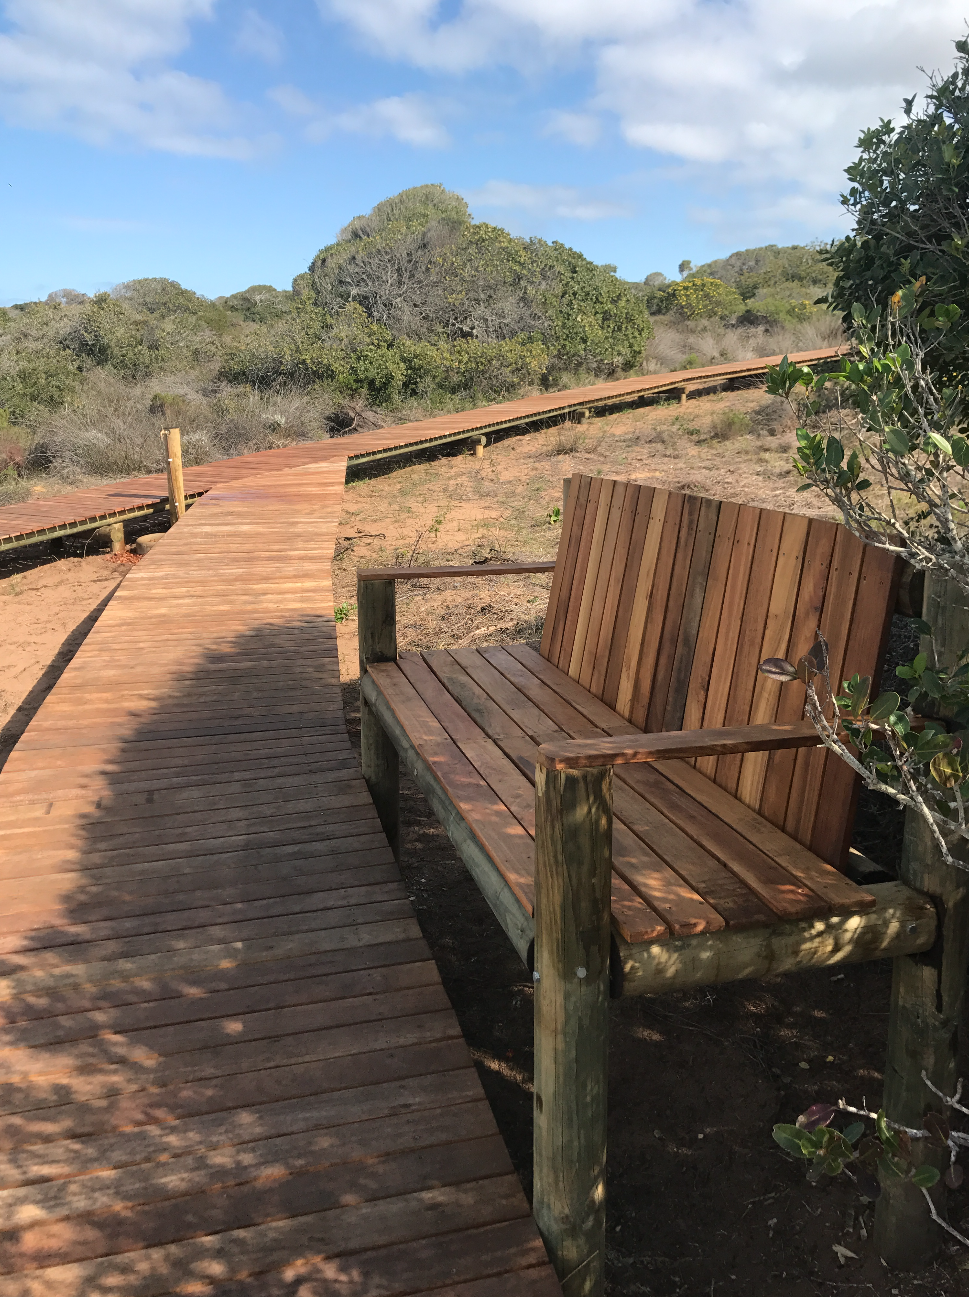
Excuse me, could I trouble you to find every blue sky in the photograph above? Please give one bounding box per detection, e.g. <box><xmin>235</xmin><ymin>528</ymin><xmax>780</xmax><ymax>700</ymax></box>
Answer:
<box><xmin>0</xmin><ymin>0</ymin><xmax>965</xmax><ymax>304</ymax></box>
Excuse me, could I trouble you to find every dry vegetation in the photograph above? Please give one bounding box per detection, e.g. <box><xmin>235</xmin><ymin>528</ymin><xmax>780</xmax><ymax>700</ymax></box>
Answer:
<box><xmin>332</xmin><ymin>383</ymin><xmax>836</xmax><ymax>678</ymax></box>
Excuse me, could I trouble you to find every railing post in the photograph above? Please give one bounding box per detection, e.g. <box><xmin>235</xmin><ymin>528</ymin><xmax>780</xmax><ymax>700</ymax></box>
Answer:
<box><xmin>875</xmin><ymin>571</ymin><xmax>969</xmax><ymax>1268</ymax></box>
<box><xmin>533</xmin><ymin>762</ymin><xmax>612</xmax><ymax>1297</ymax></box>
<box><xmin>160</xmin><ymin>428</ymin><xmax>185</xmax><ymax>525</ymax></box>
<box><xmin>357</xmin><ymin>576</ymin><xmax>400</xmax><ymax>860</ymax></box>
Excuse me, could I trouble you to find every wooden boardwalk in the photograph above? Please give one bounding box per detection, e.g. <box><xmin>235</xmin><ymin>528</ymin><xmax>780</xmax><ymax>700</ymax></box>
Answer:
<box><xmin>0</xmin><ymin>348</ymin><xmax>843</xmax><ymax>551</ymax></box>
<box><xmin>0</xmin><ymin>460</ymin><xmax>560</xmax><ymax>1295</ymax></box>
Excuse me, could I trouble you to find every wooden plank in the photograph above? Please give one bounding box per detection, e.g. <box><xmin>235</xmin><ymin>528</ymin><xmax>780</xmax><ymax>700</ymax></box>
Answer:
<box><xmin>576</xmin><ymin>480</ymin><xmax>627</xmax><ymax>688</ymax></box>
<box><xmin>809</xmin><ymin>543</ymin><xmax>900</xmax><ymax>866</ymax></box>
<box><xmin>558</xmin><ymin>477</ymin><xmax>604</xmax><ymax>672</ymax></box>
<box><xmin>693</xmin><ymin>505</ymin><xmax>760</xmax><ymax>776</ymax></box>
<box><xmin>600</xmin><ymin>485</ymin><xmax>656</xmax><ymax>709</ymax></box>
<box><xmin>614</xmin><ymin>490</ymin><xmax>671</xmax><ymax>718</ymax></box>
<box><xmin>735</xmin><ymin>513</ymin><xmax>811</xmax><ymax>810</ymax></box>
<box><xmin>681</xmin><ymin>502</ymin><xmax>740</xmax><ymax>733</ymax></box>
<box><xmin>712</xmin><ymin>508</ymin><xmax>785</xmax><ymax>795</ymax></box>
<box><xmin>784</xmin><ymin>525</ymin><xmax>866</xmax><ymax>847</ymax></box>
<box><xmin>540</xmin><ymin>472</ymin><xmax>583</xmax><ymax>661</ymax></box>
<box><xmin>588</xmin><ymin>483</ymin><xmax>643</xmax><ymax>700</ymax></box>
<box><xmin>662</xmin><ymin>496</ymin><xmax>721</xmax><ymax>732</ymax></box>
<box><xmin>498</xmin><ymin>643</ymin><xmax>871</xmax><ymax>919</ymax></box>
<box><xmin>758</xmin><ymin>518</ymin><xmax>838</xmax><ymax>829</ymax></box>
<box><xmin>436</xmin><ymin>650</ymin><xmax>720</xmax><ymax>937</ymax></box>
<box><xmin>644</xmin><ymin>494</ymin><xmax>703</xmax><ymax>733</ymax></box>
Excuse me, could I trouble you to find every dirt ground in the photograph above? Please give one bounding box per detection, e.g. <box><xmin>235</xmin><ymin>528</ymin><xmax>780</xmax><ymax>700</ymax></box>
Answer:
<box><xmin>1</xmin><ymin>386</ymin><xmax>966</xmax><ymax>1294</ymax></box>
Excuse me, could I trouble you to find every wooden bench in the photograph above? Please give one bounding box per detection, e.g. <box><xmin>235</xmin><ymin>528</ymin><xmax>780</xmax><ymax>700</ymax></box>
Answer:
<box><xmin>357</xmin><ymin>474</ymin><xmax>940</xmax><ymax>1295</ymax></box>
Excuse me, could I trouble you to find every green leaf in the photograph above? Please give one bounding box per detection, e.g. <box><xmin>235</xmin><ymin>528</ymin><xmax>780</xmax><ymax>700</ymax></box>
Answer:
<box><xmin>912</xmin><ymin>619</ymin><xmax>933</xmax><ymax>637</ymax></box>
<box><xmin>825</xmin><ymin>438</ymin><xmax>845</xmax><ymax>469</ymax></box>
<box><xmin>855</xmin><ymin>478</ymin><xmax>872</xmax><ymax>491</ymax></box>
<box><xmin>951</xmin><ymin>434</ymin><xmax>969</xmax><ymax>468</ymax></box>
<box><xmin>913</xmin><ymin>652</ymin><xmax>928</xmax><ymax>674</ymax></box>
<box><xmin>911</xmin><ymin>1165</ymin><xmax>941</xmax><ymax>1189</ymax></box>
<box><xmin>843</xmin><ymin>1122</ymin><xmax>866</xmax><ymax>1145</ymax></box>
<box><xmin>772</xmin><ymin>1126</ymin><xmax>808</xmax><ymax>1158</ymax></box>
<box><xmin>869</xmin><ymin>692</ymin><xmax>901</xmax><ymax>720</ymax></box>
<box><xmin>885</xmin><ymin>427</ymin><xmax>910</xmax><ymax>455</ymax></box>
<box><xmin>796</xmin><ymin>483</ymin><xmax>815</xmax><ymax>493</ymax></box>
<box><xmin>929</xmin><ymin>432</ymin><xmax>953</xmax><ymax>456</ymax></box>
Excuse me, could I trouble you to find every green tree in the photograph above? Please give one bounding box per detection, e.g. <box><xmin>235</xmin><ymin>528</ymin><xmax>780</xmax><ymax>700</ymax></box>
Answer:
<box><xmin>827</xmin><ymin>38</ymin><xmax>969</xmax><ymax>380</ymax></box>
<box><xmin>660</xmin><ymin>276</ymin><xmax>744</xmax><ymax>320</ymax></box>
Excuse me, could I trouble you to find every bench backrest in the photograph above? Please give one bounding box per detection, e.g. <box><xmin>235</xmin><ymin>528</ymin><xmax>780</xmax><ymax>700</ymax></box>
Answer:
<box><xmin>540</xmin><ymin>474</ymin><xmax>900</xmax><ymax>868</ymax></box>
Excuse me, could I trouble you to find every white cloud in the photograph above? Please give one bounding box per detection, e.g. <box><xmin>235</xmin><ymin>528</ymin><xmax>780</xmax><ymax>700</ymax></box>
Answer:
<box><xmin>273</xmin><ymin>86</ymin><xmax>450</xmax><ymax>148</ymax></box>
<box><xmin>468</xmin><ymin>180</ymin><xmax>632</xmax><ymax>220</ymax></box>
<box><xmin>543</xmin><ymin>110</ymin><xmax>601</xmax><ymax>146</ymax></box>
<box><xmin>268</xmin><ymin>84</ymin><xmax>317</xmax><ymax>117</ymax></box>
<box><xmin>0</xmin><ymin>0</ymin><xmax>261</xmax><ymax>158</ymax></box>
<box><xmin>321</xmin><ymin>0</ymin><xmax>969</xmax><ymax>229</ymax></box>
<box><xmin>234</xmin><ymin>9</ymin><xmax>285</xmax><ymax>64</ymax></box>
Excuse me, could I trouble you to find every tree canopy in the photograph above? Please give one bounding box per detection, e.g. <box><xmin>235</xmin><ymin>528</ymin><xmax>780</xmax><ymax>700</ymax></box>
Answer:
<box><xmin>827</xmin><ymin>38</ymin><xmax>969</xmax><ymax>377</ymax></box>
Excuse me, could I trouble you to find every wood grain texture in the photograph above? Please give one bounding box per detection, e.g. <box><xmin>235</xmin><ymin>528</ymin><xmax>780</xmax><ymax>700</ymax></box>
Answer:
<box><xmin>0</xmin><ymin>461</ymin><xmax>558</xmax><ymax>1295</ymax></box>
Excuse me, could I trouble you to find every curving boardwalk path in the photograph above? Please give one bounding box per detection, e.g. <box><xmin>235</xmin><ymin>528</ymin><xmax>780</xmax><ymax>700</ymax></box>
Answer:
<box><xmin>0</xmin><ymin>460</ymin><xmax>560</xmax><ymax>1295</ymax></box>
<box><xmin>0</xmin><ymin>348</ymin><xmax>843</xmax><ymax>551</ymax></box>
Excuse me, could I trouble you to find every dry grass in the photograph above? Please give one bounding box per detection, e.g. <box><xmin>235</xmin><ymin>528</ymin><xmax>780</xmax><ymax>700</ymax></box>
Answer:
<box><xmin>23</xmin><ymin>370</ymin><xmax>336</xmax><ymax>485</ymax></box>
<box><xmin>644</xmin><ymin>314</ymin><xmax>843</xmax><ymax>374</ymax></box>
<box><xmin>333</xmin><ymin>384</ymin><xmax>837</xmax><ymax>679</ymax></box>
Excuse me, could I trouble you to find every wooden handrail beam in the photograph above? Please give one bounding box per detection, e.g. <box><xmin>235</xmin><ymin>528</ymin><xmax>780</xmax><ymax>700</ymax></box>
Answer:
<box><xmin>536</xmin><ymin>720</ymin><xmax>821</xmax><ymax>770</ymax></box>
<box><xmin>358</xmin><ymin>562</ymin><xmax>556</xmax><ymax>581</ymax></box>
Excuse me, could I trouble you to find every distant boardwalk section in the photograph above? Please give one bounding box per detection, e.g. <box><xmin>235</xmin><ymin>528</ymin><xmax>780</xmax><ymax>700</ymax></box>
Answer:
<box><xmin>0</xmin><ymin>460</ymin><xmax>559</xmax><ymax>1295</ymax></box>
<box><xmin>0</xmin><ymin>347</ymin><xmax>843</xmax><ymax>552</ymax></box>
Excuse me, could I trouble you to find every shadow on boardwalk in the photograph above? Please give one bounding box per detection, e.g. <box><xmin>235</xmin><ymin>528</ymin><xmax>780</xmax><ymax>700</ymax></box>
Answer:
<box><xmin>0</xmin><ymin>617</ymin><xmax>550</xmax><ymax>1296</ymax></box>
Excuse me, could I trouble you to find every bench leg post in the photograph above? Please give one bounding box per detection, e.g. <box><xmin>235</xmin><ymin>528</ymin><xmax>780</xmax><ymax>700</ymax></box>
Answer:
<box><xmin>357</xmin><ymin>576</ymin><xmax>400</xmax><ymax>860</ymax></box>
<box><xmin>874</xmin><ymin>811</ymin><xmax>969</xmax><ymax>1267</ymax></box>
<box><xmin>875</xmin><ymin>571</ymin><xmax>969</xmax><ymax>1268</ymax></box>
<box><xmin>533</xmin><ymin>764</ymin><xmax>612</xmax><ymax>1297</ymax></box>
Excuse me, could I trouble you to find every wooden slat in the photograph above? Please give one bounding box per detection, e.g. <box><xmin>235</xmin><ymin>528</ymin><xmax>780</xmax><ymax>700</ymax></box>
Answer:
<box><xmin>600</xmin><ymin>485</ymin><xmax>655</xmax><ymax>709</ymax></box>
<box><xmin>577</xmin><ymin>480</ymin><xmax>628</xmax><ymax>688</ymax></box>
<box><xmin>626</xmin><ymin>492</ymin><xmax>685</xmax><ymax>726</ymax></box>
<box><xmin>694</xmin><ymin>505</ymin><xmax>760</xmax><ymax>776</ymax></box>
<box><xmin>735</xmin><ymin>513</ymin><xmax>811</xmax><ymax>809</ymax></box>
<box><xmin>644</xmin><ymin>494</ymin><xmax>703</xmax><ymax>733</ymax></box>
<box><xmin>497</xmin><ymin>643</ymin><xmax>873</xmax><ymax>919</ymax></box>
<box><xmin>809</xmin><ymin>543</ymin><xmax>900</xmax><ymax>866</ymax></box>
<box><xmin>557</xmin><ymin>476</ymin><xmax>603</xmax><ymax>671</ymax></box>
<box><xmin>784</xmin><ymin>526</ymin><xmax>866</xmax><ymax>848</ymax></box>
<box><xmin>712</xmin><ymin>507</ymin><xmax>785</xmax><ymax>795</ymax></box>
<box><xmin>569</xmin><ymin>477</ymin><xmax>617</xmax><ymax>675</ymax></box>
<box><xmin>757</xmin><ymin>518</ymin><xmax>839</xmax><ymax>830</ymax></box>
<box><xmin>681</xmin><ymin>501</ymin><xmax>740</xmax><ymax>733</ymax></box>
<box><xmin>588</xmin><ymin>483</ymin><xmax>642</xmax><ymax>699</ymax></box>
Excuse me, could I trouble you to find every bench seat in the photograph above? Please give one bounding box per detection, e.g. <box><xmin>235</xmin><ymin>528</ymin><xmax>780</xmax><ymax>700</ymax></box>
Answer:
<box><xmin>364</xmin><ymin>641</ymin><xmax>885</xmax><ymax>972</ymax></box>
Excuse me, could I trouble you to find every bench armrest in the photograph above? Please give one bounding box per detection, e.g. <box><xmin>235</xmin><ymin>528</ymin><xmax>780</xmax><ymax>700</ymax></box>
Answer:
<box><xmin>536</xmin><ymin>721</ymin><xmax>821</xmax><ymax>770</ymax></box>
<box><xmin>359</xmin><ymin>562</ymin><xmax>556</xmax><ymax>580</ymax></box>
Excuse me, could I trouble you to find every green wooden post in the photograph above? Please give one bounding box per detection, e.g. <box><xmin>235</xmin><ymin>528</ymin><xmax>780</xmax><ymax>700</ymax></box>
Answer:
<box><xmin>875</xmin><ymin>572</ymin><xmax>969</xmax><ymax>1268</ymax></box>
<box><xmin>533</xmin><ymin>763</ymin><xmax>612</xmax><ymax>1297</ymax></box>
<box><xmin>357</xmin><ymin>575</ymin><xmax>400</xmax><ymax>861</ymax></box>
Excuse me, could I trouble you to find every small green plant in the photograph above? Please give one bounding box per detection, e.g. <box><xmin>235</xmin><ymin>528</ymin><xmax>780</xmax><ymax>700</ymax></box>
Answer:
<box><xmin>546</xmin><ymin>505</ymin><xmax>562</xmax><ymax>525</ymax></box>
<box><xmin>773</xmin><ymin>1082</ymin><xmax>969</xmax><ymax>1246</ymax></box>
<box><xmin>334</xmin><ymin>602</ymin><xmax>356</xmax><ymax>623</ymax></box>
<box><xmin>708</xmin><ymin>409</ymin><xmax>751</xmax><ymax>441</ymax></box>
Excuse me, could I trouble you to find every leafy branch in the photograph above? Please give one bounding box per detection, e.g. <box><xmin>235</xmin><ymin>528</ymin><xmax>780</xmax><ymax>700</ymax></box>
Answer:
<box><xmin>774</xmin><ymin>1072</ymin><xmax>969</xmax><ymax>1248</ymax></box>
<box><xmin>766</xmin><ymin>287</ymin><xmax>968</xmax><ymax>590</ymax></box>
